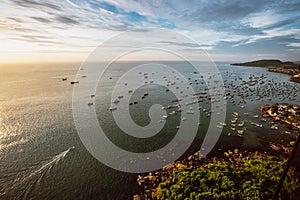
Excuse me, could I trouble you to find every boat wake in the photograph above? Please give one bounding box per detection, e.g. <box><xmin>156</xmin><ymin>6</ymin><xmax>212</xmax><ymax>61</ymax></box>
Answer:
<box><xmin>0</xmin><ymin>147</ymin><xmax>75</xmax><ymax>199</ymax></box>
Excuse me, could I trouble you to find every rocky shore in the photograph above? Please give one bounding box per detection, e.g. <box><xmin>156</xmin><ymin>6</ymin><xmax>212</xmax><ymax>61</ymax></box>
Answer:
<box><xmin>133</xmin><ymin>148</ymin><xmax>299</xmax><ymax>200</ymax></box>
<box><xmin>259</xmin><ymin>103</ymin><xmax>300</xmax><ymax>129</ymax></box>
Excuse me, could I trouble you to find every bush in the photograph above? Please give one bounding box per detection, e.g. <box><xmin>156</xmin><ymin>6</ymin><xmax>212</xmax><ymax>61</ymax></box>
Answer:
<box><xmin>156</xmin><ymin>154</ymin><xmax>299</xmax><ymax>200</ymax></box>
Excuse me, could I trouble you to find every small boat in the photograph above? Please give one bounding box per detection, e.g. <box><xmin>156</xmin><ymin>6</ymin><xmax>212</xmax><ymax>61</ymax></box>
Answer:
<box><xmin>112</xmin><ymin>99</ymin><xmax>120</xmax><ymax>104</ymax></box>
<box><xmin>169</xmin><ymin>111</ymin><xmax>177</xmax><ymax>115</ymax></box>
<box><xmin>161</xmin><ymin>115</ymin><xmax>168</xmax><ymax>120</ymax></box>
<box><xmin>270</xmin><ymin>125</ymin><xmax>278</xmax><ymax>130</ymax></box>
<box><xmin>238</xmin><ymin>121</ymin><xmax>244</xmax><ymax>127</ymax></box>
<box><xmin>260</xmin><ymin>118</ymin><xmax>267</xmax><ymax>122</ymax></box>
<box><xmin>109</xmin><ymin>106</ymin><xmax>117</xmax><ymax>111</ymax></box>
<box><xmin>186</xmin><ymin>110</ymin><xmax>194</xmax><ymax>114</ymax></box>
<box><xmin>69</xmin><ymin>146</ymin><xmax>76</xmax><ymax>152</ymax></box>
<box><xmin>237</xmin><ymin>130</ymin><xmax>244</xmax><ymax>134</ymax></box>
<box><xmin>256</xmin><ymin>123</ymin><xmax>263</xmax><ymax>128</ymax></box>
<box><xmin>253</xmin><ymin>115</ymin><xmax>259</xmax><ymax>118</ymax></box>
<box><xmin>219</xmin><ymin>122</ymin><xmax>227</xmax><ymax>126</ymax></box>
<box><xmin>70</xmin><ymin>81</ymin><xmax>79</xmax><ymax>84</ymax></box>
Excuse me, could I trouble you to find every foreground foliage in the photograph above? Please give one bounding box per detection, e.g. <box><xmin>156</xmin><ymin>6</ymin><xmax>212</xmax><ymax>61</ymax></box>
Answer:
<box><xmin>156</xmin><ymin>153</ymin><xmax>299</xmax><ymax>200</ymax></box>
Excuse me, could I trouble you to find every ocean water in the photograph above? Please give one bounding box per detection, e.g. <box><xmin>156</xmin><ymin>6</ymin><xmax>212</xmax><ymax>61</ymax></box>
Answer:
<box><xmin>0</xmin><ymin>61</ymin><xmax>299</xmax><ymax>199</ymax></box>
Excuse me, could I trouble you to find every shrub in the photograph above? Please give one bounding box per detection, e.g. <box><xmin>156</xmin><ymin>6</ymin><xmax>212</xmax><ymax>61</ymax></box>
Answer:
<box><xmin>156</xmin><ymin>154</ymin><xmax>299</xmax><ymax>200</ymax></box>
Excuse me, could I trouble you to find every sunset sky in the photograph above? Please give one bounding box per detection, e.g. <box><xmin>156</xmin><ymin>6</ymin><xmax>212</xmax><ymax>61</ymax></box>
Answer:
<box><xmin>1</xmin><ymin>0</ymin><xmax>300</xmax><ymax>63</ymax></box>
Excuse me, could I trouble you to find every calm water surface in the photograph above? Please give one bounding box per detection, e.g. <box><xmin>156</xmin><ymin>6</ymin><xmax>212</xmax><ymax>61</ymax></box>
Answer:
<box><xmin>0</xmin><ymin>62</ymin><xmax>299</xmax><ymax>199</ymax></box>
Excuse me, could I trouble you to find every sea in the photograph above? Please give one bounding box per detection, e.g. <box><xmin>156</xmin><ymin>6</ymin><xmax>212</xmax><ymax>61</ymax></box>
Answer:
<box><xmin>0</xmin><ymin>61</ymin><xmax>299</xmax><ymax>199</ymax></box>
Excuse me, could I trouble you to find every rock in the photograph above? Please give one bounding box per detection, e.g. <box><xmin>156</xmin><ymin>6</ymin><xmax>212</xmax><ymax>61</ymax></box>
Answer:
<box><xmin>133</xmin><ymin>195</ymin><xmax>141</xmax><ymax>200</ymax></box>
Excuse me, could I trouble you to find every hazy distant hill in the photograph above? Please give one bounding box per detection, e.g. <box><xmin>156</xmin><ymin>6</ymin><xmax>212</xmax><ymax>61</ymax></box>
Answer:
<box><xmin>231</xmin><ymin>59</ymin><xmax>299</xmax><ymax>68</ymax></box>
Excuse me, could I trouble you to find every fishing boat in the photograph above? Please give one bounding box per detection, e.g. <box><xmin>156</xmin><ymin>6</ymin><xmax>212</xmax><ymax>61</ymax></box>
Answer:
<box><xmin>161</xmin><ymin>115</ymin><xmax>168</xmax><ymax>120</ymax></box>
<box><xmin>109</xmin><ymin>106</ymin><xmax>117</xmax><ymax>111</ymax></box>
<box><xmin>270</xmin><ymin>125</ymin><xmax>279</xmax><ymax>130</ymax></box>
<box><xmin>238</xmin><ymin>121</ymin><xmax>244</xmax><ymax>127</ymax></box>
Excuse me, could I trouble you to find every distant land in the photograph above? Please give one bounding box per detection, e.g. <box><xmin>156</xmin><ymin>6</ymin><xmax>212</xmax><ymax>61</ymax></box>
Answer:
<box><xmin>231</xmin><ymin>59</ymin><xmax>300</xmax><ymax>83</ymax></box>
<box><xmin>230</xmin><ymin>59</ymin><xmax>299</xmax><ymax>68</ymax></box>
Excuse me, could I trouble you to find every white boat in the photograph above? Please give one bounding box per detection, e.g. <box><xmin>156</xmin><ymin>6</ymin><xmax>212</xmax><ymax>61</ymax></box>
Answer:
<box><xmin>186</xmin><ymin>110</ymin><xmax>194</xmax><ymax>114</ymax></box>
<box><xmin>161</xmin><ymin>115</ymin><xmax>168</xmax><ymax>120</ymax></box>
<box><xmin>219</xmin><ymin>122</ymin><xmax>227</xmax><ymax>126</ymax></box>
<box><xmin>169</xmin><ymin>111</ymin><xmax>177</xmax><ymax>115</ymax></box>
<box><xmin>238</xmin><ymin>121</ymin><xmax>244</xmax><ymax>127</ymax></box>
<box><xmin>69</xmin><ymin>146</ymin><xmax>76</xmax><ymax>152</ymax></box>
<box><xmin>270</xmin><ymin>125</ymin><xmax>279</xmax><ymax>130</ymax></box>
<box><xmin>109</xmin><ymin>106</ymin><xmax>117</xmax><ymax>111</ymax></box>
<box><xmin>256</xmin><ymin>123</ymin><xmax>263</xmax><ymax>128</ymax></box>
<box><xmin>237</xmin><ymin>130</ymin><xmax>244</xmax><ymax>134</ymax></box>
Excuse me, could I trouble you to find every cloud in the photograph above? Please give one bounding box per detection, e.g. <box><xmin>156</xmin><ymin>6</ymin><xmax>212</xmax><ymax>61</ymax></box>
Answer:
<box><xmin>55</xmin><ymin>16</ymin><xmax>79</xmax><ymax>25</ymax></box>
<box><xmin>158</xmin><ymin>41</ymin><xmax>200</xmax><ymax>48</ymax></box>
<box><xmin>31</xmin><ymin>17</ymin><xmax>51</xmax><ymax>23</ymax></box>
<box><xmin>12</xmin><ymin>0</ymin><xmax>61</xmax><ymax>10</ymax></box>
<box><xmin>0</xmin><ymin>0</ymin><xmax>299</xmax><ymax>62</ymax></box>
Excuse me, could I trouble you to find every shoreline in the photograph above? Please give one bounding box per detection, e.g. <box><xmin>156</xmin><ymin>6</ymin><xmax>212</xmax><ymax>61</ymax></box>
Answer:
<box><xmin>230</xmin><ymin>59</ymin><xmax>300</xmax><ymax>83</ymax></box>
<box><xmin>134</xmin><ymin>103</ymin><xmax>300</xmax><ymax>200</ymax></box>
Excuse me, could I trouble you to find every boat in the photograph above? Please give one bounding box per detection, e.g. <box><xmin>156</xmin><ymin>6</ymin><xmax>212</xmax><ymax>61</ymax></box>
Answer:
<box><xmin>237</xmin><ymin>130</ymin><xmax>244</xmax><ymax>134</ymax></box>
<box><xmin>109</xmin><ymin>106</ymin><xmax>117</xmax><ymax>111</ymax></box>
<box><xmin>219</xmin><ymin>122</ymin><xmax>227</xmax><ymax>126</ymax></box>
<box><xmin>169</xmin><ymin>111</ymin><xmax>177</xmax><ymax>115</ymax></box>
<box><xmin>256</xmin><ymin>123</ymin><xmax>263</xmax><ymax>128</ymax></box>
<box><xmin>161</xmin><ymin>115</ymin><xmax>168</xmax><ymax>120</ymax></box>
<box><xmin>270</xmin><ymin>125</ymin><xmax>279</xmax><ymax>130</ymax></box>
<box><xmin>238</xmin><ymin>121</ymin><xmax>244</xmax><ymax>127</ymax></box>
<box><xmin>186</xmin><ymin>110</ymin><xmax>194</xmax><ymax>114</ymax></box>
<box><xmin>69</xmin><ymin>146</ymin><xmax>76</xmax><ymax>152</ymax></box>
<box><xmin>112</xmin><ymin>99</ymin><xmax>120</xmax><ymax>104</ymax></box>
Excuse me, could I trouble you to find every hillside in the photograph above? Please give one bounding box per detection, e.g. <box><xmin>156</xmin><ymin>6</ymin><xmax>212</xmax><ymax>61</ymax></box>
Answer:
<box><xmin>231</xmin><ymin>59</ymin><xmax>299</xmax><ymax>68</ymax></box>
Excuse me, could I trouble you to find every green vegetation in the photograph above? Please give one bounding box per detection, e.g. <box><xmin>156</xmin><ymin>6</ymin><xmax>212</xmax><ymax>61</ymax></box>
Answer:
<box><xmin>156</xmin><ymin>153</ymin><xmax>299</xmax><ymax>200</ymax></box>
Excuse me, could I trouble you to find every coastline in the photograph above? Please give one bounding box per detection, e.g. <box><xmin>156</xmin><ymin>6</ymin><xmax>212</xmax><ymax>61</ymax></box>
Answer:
<box><xmin>230</xmin><ymin>60</ymin><xmax>300</xmax><ymax>83</ymax></box>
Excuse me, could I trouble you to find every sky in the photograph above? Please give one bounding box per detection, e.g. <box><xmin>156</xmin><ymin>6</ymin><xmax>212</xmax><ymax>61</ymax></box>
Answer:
<box><xmin>0</xmin><ymin>0</ymin><xmax>300</xmax><ymax>63</ymax></box>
